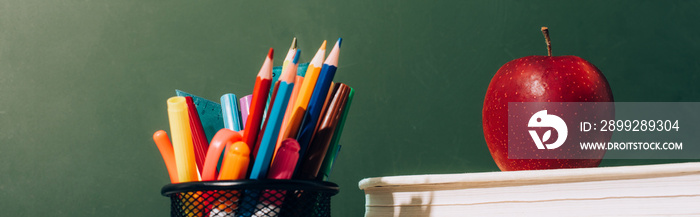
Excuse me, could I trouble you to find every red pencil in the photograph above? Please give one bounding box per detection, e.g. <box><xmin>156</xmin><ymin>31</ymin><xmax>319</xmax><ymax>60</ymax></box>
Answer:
<box><xmin>243</xmin><ymin>48</ymin><xmax>274</xmax><ymax>153</ymax></box>
<box><xmin>185</xmin><ymin>96</ymin><xmax>208</xmax><ymax>174</ymax></box>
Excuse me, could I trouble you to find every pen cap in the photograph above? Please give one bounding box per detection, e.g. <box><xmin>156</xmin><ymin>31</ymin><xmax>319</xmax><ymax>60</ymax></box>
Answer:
<box><xmin>218</xmin><ymin>141</ymin><xmax>250</xmax><ymax>180</ymax></box>
<box><xmin>202</xmin><ymin>128</ymin><xmax>243</xmax><ymax>181</ymax></box>
<box><xmin>168</xmin><ymin>96</ymin><xmax>188</xmax><ymax>112</ymax></box>
<box><xmin>221</xmin><ymin>93</ymin><xmax>242</xmax><ymax>131</ymax></box>
<box><xmin>167</xmin><ymin>96</ymin><xmax>199</xmax><ymax>183</ymax></box>
<box><xmin>268</xmin><ymin>138</ymin><xmax>301</xmax><ymax>180</ymax></box>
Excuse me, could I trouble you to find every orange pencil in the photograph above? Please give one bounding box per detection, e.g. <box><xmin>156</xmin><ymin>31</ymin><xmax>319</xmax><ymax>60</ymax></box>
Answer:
<box><xmin>278</xmin><ymin>41</ymin><xmax>327</xmax><ymax>148</ymax></box>
<box><xmin>242</xmin><ymin>48</ymin><xmax>274</xmax><ymax>154</ymax></box>
<box><xmin>152</xmin><ymin>130</ymin><xmax>178</xmax><ymax>183</ymax></box>
<box><xmin>274</xmin><ymin>74</ymin><xmax>304</xmax><ymax>160</ymax></box>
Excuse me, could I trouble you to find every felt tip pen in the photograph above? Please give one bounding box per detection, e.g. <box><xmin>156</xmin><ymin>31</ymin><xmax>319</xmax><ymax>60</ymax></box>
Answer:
<box><xmin>295</xmin><ymin>38</ymin><xmax>341</xmax><ymax>166</ymax></box>
<box><xmin>240</xmin><ymin>94</ymin><xmax>253</xmax><ymax>128</ymax></box>
<box><xmin>201</xmin><ymin>128</ymin><xmax>243</xmax><ymax>181</ymax></box>
<box><xmin>221</xmin><ymin>93</ymin><xmax>242</xmax><ymax>132</ymax></box>
<box><xmin>268</xmin><ymin>138</ymin><xmax>301</xmax><ymax>179</ymax></box>
<box><xmin>212</xmin><ymin>141</ymin><xmax>249</xmax><ymax>217</ymax></box>
<box><xmin>249</xmin><ymin>50</ymin><xmax>300</xmax><ymax>179</ymax></box>
<box><xmin>152</xmin><ymin>130</ymin><xmax>178</xmax><ymax>183</ymax></box>
<box><xmin>167</xmin><ymin>96</ymin><xmax>199</xmax><ymax>182</ymax></box>
<box><xmin>185</xmin><ymin>96</ymin><xmax>209</xmax><ymax>175</ymax></box>
<box><xmin>218</xmin><ymin>141</ymin><xmax>250</xmax><ymax>180</ymax></box>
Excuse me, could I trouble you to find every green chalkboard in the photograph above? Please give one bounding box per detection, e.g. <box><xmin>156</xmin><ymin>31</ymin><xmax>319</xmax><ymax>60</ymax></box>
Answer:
<box><xmin>1</xmin><ymin>1</ymin><xmax>699</xmax><ymax>216</ymax></box>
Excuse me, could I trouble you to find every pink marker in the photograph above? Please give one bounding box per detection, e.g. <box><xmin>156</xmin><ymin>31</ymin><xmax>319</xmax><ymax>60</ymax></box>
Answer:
<box><xmin>267</xmin><ymin>138</ymin><xmax>301</xmax><ymax>179</ymax></box>
<box><xmin>256</xmin><ymin>138</ymin><xmax>300</xmax><ymax>215</ymax></box>
<box><xmin>240</xmin><ymin>94</ymin><xmax>252</xmax><ymax>128</ymax></box>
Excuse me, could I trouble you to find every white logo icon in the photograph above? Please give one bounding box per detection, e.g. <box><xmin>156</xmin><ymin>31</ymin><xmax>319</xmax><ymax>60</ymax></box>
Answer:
<box><xmin>528</xmin><ymin>110</ymin><xmax>568</xmax><ymax>149</ymax></box>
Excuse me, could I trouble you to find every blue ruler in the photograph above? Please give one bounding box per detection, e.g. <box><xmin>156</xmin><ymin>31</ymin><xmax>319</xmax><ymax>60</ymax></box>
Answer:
<box><xmin>175</xmin><ymin>89</ymin><xmax>224</xmax><ymax>142</ymax></box>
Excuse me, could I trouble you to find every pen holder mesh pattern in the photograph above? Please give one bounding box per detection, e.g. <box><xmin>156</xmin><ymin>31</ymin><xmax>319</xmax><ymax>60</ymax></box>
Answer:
<box><xmin>161</xmin><ymin>180</ymin><xmax>339</xmax><ymax>217</ymax></box>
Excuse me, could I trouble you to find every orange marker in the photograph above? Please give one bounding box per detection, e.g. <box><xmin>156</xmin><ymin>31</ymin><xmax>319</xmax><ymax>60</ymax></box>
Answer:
<box><xmin>152</xmin><ymin>130</ymin><xmax>178</xmax><ymax>183</ymax></box>
<box><xmin>218</xmin><ymin>141</ymin><xmax>250</xmax><ymax>180</ymax></box>
<box><xmin>212</xmin><ymin>141</ymin><xmax>249</xmax><ymax>217</ymax></box>
<box><xmin>202</xmin><ymin>129</ymin><xmax>243</xmax><ymax>181</ymax></box>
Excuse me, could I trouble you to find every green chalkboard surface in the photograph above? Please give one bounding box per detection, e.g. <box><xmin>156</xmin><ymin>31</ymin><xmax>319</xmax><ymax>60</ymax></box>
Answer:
<box><xmin>1</xmin><ymin>1</ymin><xmax>699</xmax><ymax>216</ymax></box>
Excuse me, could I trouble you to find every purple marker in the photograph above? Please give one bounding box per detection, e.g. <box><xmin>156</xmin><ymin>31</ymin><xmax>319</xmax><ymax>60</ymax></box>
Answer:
<box><xmin>240</xmin><ymin>94</ymin><xmax>253</xmax><ymax>129</ymax></box>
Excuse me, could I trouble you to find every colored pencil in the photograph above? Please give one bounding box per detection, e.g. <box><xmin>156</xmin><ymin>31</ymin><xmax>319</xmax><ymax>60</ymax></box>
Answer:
<box><xmin>295</xmin><ymin>83</ymin><xmax>350</xmax><ymax>179</ymax></box>
<box><xmin>242</xmin><ymin>48</ymin><xmax>274</xmax><ymax>153</ymax></box>
<box><xmin>249</xmin><ymin>50</ymin><xmax>300</xmax><ymax>179</ymax></box>
<box><xmin>281</xmin><ymin>38</ymin><xmax>298</xmax><ymax>77</ymax></box>
<box><xmin>295</xmin><ymin>38</ymin><xmax>341</xmax><ymax>163</ymax></box>
<box><xmin>318</xmin><ymin>86</ymin><xmax>354</xmax><ymax>180</ymax></box>
<box><xmin>264</xmin><ymin>38</ymin><xmax>297</xmax><ymax>120</ymax></box>
<box><xmin>274</xmin><ymin>72</ymin><xmax>304</xmax><ymax>160</ymax></box>
<box><xmin>278</xmin><ymin>40</ymin><xmax>327</xmax><ymax>155</ymax></box>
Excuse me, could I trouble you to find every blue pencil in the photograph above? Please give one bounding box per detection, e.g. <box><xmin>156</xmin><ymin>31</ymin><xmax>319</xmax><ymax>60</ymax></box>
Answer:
<box><xmin>295</xmin><ymin>38</ymin><xmax>341</xmax><ymax>170</ymax></box>
<box><xmin>249</xmin><ymin>49</ymin><xmax>301</xmax><ymax>179</ymax></box>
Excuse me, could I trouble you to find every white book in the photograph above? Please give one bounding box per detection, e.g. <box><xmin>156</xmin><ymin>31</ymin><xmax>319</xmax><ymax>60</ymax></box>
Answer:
<box><xmin>359</xmin><ymin>162</ymin><xmax>700</xmax><ymax>217</ymax></box>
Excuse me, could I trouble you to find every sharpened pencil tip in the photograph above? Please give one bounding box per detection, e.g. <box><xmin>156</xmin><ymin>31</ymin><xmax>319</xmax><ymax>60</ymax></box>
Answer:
<box><xmin>291</xmin><ymin>37</ymin><xmax>298</xmax><ymax>49</ymax></box>
<box><xmin>321</xmin><ymin>40</ymin><xmax>327</xmax><ymax>50</ymax></box>
<box><xmin>337</xmin><ymin>38</ymin><xmax>342</xmax><ymax>48</ymax></box>
<box><xmin>267</xmin><ymin>48</ymin><xmax>274</xmax><ymax>59</ymax></box>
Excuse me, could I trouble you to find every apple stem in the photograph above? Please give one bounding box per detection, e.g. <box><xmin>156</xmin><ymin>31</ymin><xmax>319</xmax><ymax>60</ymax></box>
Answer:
<box><xmin>541</xmin><ymin>27</ymin><xmax>552</xmax><ymax>56</ymax></box>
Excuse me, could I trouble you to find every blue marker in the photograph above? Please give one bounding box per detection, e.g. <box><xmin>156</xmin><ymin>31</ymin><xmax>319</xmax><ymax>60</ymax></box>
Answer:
<box><xmin>221</xmin><ymin>93</ymin><xmax>242</xmax><ymax>131</ymax></box>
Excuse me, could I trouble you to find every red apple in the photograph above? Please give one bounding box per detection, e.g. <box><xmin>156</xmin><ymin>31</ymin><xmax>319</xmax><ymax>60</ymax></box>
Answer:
<box><xmin>483</xmin><ymin>27</ymin><xmax>614</xmax><ymax>171</ymax></box>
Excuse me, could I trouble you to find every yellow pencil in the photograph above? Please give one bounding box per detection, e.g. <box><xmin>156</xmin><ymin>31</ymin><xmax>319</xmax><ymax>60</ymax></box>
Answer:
<box><xmin>167</xmin><ymin>96</ymin><xmax>198</xmax><ymax>182</ymax></box>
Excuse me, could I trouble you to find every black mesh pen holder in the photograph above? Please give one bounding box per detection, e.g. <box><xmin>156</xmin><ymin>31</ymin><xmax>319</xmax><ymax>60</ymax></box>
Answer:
<box><xmin>161</xmin><ymin>180</ymin><xmax>339</xmax><ymax>217</ymax></box>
